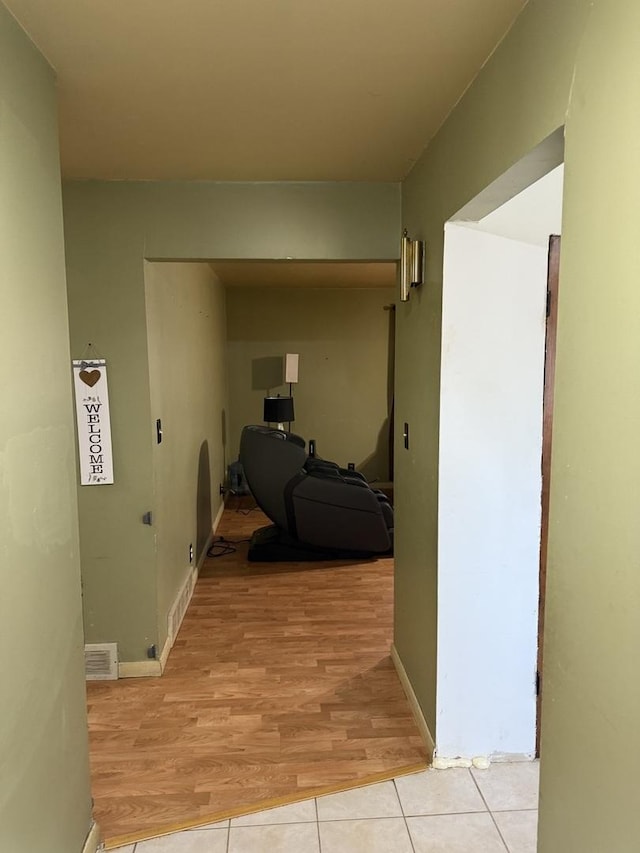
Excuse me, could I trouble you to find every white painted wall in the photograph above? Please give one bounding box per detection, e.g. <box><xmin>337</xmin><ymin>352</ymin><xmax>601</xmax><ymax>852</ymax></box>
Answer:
<box><xmin>437</xmin><ymin>223</ymin><xmax>548</xmax><ymax>759</ymax></box>
<box><xmin>465</xmin><ymin>164</ymin><xmax>564</xmax><ymax>247</ymax></box>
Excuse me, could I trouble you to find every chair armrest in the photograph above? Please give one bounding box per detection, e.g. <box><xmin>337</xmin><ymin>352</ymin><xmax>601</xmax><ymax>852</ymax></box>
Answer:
<box><xmin>291</xmin><ymin>475</ymin><xmax>391</xmax><ymax>552</ymax></box>
<box><xmin>305</xmin><ymin>458</ymin><xmax>340</xmax><ymax>476</ymax></box>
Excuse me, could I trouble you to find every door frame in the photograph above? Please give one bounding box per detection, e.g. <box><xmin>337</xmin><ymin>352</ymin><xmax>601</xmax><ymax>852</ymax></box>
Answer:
<box><xmin>536</xmin><ymin>233</ymin><xmax>561</xmax><ymax>756</ymax></box>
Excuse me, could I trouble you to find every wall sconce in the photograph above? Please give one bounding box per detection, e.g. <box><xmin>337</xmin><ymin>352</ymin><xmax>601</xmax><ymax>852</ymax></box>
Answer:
<box><xmin>399</xmin><ymin>229</ymin><xmax>425</xmax><ymax>302</ymax></box>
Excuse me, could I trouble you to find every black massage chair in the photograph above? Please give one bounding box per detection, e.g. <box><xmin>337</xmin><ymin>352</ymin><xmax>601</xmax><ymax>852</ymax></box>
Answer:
<box><xmin>239</xmin><ymin>425</ymin><xmax>393</xmax><ymax>561</ymax></box>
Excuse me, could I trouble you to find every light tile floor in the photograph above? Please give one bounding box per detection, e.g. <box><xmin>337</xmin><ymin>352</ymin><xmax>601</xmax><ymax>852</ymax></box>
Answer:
<box><xmin>110</xmin><ymin>762</ymin><xmax>539</xmax><ymax>853</ymax></box>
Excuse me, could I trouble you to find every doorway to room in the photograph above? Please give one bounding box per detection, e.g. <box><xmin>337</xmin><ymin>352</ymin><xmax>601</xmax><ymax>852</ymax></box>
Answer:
<box><xmin>141</xmin><ymin>257</ymin><xmax>398</xmax><ymax>663</ymax></box>
<box><xmin>85</xmin><ymin>258</ymin><xmax>422</xmax><ymax>847</ymax></box>
<box><xmin>215</xmin><ymin>260</ymin><xmax>396</xmax><ymax>487</ymax></box>
<box><xmin>435</xmin><ymin>162</ymin><xmax>564</xmax><ymax>761</ymax></box>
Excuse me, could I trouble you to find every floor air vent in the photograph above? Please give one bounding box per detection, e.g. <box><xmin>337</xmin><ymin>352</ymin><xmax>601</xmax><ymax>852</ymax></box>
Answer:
<box><xmin>85</xmin><ymin>643</ymin><xmax>119</xmax><ymax>680</ymax></box>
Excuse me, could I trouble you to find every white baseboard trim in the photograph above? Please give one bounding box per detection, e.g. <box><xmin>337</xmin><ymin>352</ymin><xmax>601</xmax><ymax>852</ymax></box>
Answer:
<box><xmin>390</xmin><ymin>643</ymin><xmax>435</xmax><ymax>762</ymax></box>
<box><xmin>433</xmin><ymin>752</ymin><xmax>534</xmax><ymax>769</ymax></box>
<box><xmin>214</xmin><ymin>496</ymin><xmax>226</xmax><ymax>530</ymax></box>
<box><xmin>81</xmin><ymin>820</ymin><xmax>101</xmax><ymax>853</ymax></box>
<box><xmin>196</xmin><ymin>528</ymin><xmax>215</xmax><ymax>574</ymax></box>
<box><xmin>490</xmin><ymin>752</ymin><xmax>536</xmax><ymax>763</ymax></box>
<box><xmin>195</xmin><ymin>497</ymin><xmax>225</xmax><ymax>573</ymax></box>
<box><xmin>197</xmin><ymin>531</ymin><xmax>215</xmax><ymax>573</ymax></box>
<box><xmin>118</xmin><ymin>659</ymin><xmax>162</xmax><ymax>678</ymax></box>
<box><xmin>118</xmin><ymin>500</ymin><xmax>227</xmax><ymax>681</ymax></box>
<box><xmin>159</xmin><ymin>631</ymin><xmax>173</xmax><ymax>672</ymax></box>
<box><xmin>159</xmin><ymin>565</ymin><xmax>198</xmax><ymax>670</ymax></box>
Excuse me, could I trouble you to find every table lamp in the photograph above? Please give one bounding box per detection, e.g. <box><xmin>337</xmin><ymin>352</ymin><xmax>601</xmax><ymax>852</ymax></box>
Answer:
<box><xmin>263</xmin><ymin>395</ymin><xmax>294</xmax><ymax>431</ymax></box>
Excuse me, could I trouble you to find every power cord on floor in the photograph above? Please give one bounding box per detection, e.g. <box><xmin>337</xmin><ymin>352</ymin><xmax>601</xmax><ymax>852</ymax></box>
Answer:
<box><xmin>224</xmin><ymin>490</ymin><xmax>258</xmax><ymax>516</ymax></box>
<box><xmin>206</xmin><ymin>536</ymin><xmax>251</xmax><ymax>558</ymax></box>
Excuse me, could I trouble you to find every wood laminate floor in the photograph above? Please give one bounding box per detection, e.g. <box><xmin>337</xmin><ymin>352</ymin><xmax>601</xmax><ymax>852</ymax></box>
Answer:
<box><xmin>87</xmin><ymin>504</ymin><xmax>428</xmax><ymax>848</ymax></box>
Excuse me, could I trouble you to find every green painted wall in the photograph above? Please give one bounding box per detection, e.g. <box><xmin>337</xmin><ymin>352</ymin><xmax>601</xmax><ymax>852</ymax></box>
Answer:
<box><xmin>63</xmin><ymin>181</ymin><xmax>399</xmax><ymax>661</ymax></box>
<box><xmin>64</xmin><ymin>186</ymin><xmax>158</xmax><ymax>662</ymax></box>
<box><xmin>398</xmin><ymin>0</ymin><xmax>640</xmax><ymax>848</ymax></box>
<box><xmin>397</xmin><ymin>0</ymin><xmax>586</xmax><ymax>738</ymax></box>
<box><xmin>144</xmin><ymin>262</ymin><xmax>227</xmax><ymax>652</ymax></box>
<box><xmin>0</xmin><ymin>5</ymin><xmax>93</xmax><ymax>851</ymax></box>
<box><xmin>538</xmin><ymin>2</ymin><xmax>640</xmax><ymax>848</ymax></box>
<box><xmin>226</xmin><ymin>286</ymin><xmax>394</xmax><ymax>480</ymax></box>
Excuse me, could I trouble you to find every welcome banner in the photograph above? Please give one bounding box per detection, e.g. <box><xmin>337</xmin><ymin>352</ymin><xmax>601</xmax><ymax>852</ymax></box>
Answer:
<box><xmin>72</xmin><ymin>359</ymin><xmax>114</xmax><ymax>485</ymax></box>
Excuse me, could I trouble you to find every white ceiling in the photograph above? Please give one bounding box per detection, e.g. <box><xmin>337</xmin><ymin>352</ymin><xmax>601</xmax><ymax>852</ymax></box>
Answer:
<box><xmin>5</xmin><ymin>0</ymin><xmax>527</xmax><ymax>181</ymax></box>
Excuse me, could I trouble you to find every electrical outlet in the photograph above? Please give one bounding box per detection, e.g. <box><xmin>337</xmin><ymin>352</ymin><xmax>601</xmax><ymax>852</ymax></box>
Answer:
<box><xmin>189</xmin><ymin>543</ymin><xmax>194</xmax><ymax>563</ymax></box>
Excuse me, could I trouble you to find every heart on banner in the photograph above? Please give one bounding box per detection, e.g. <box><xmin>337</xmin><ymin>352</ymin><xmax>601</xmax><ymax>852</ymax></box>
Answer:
<box><xmin>79</xmin><ymin>369</ymin><xmax>101</xmax><ymax>387</ymax></box>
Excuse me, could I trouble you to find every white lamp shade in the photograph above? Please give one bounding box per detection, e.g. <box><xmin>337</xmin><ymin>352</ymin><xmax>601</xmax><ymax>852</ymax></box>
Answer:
<box><xmin>285</xmin><ymin>353</ymin><xmax>299</xmax><ymax>384</ymax></box>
